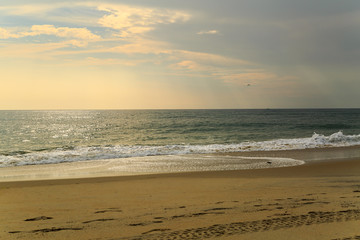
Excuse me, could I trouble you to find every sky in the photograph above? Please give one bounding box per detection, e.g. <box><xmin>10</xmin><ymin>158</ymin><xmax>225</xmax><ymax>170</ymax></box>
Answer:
<box><xmin>0</xmin><ymin>0</ymin><xmax>359</xmax><ymax>109</ymax></box>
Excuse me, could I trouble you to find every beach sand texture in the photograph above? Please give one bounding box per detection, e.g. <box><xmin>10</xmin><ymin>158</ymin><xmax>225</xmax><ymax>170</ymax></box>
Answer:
<box><xmin>1</xmin><ymin>155</ymin><xmax>360</xmax><ymax>240</ymax></box>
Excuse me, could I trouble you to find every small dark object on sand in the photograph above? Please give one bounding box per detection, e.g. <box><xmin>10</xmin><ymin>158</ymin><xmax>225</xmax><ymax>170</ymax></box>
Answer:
<box><xmin>25</xmin><ymin>216</ymin><xmax>53</xmax><ymax>221</ymax></box>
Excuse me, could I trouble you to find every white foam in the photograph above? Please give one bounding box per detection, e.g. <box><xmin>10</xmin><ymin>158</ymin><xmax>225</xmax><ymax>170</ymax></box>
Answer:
<box><xmin>0</xmin><ymin>131</ymin><xmax>359</xmax><ymax>167</ymax></box>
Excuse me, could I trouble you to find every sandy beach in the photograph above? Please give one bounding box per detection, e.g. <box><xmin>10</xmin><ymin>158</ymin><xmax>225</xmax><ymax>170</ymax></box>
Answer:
<box><xmin>1</xmin><ymin>150</ymin><xmax>360</xmax><ymax>240</ymax></box>
<box><xmin>2</xmin><ymin>0</ymin><xmax>360</xmax><ymax>238</ymax></box>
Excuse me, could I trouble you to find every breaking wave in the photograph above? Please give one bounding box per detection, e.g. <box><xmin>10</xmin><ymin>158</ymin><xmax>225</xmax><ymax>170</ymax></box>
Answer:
<box><xmin>0</xmin><ymin>131</ymin><xmax>359</xmax><ymax>167</ymax></box>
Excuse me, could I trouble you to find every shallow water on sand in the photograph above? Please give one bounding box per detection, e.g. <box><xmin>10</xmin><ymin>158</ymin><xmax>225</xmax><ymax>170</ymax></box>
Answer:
<box><xmin>2</xmin><ymin>146</ymin><xmax>360</xmax><ymax>182</ymax></box>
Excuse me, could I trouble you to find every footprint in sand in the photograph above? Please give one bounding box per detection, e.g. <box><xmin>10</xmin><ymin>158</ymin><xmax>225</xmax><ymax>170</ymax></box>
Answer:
<box><xmin>120</xmin><ymin>209</ymin><xmax>360</xmax><ymax>240</ymax></box>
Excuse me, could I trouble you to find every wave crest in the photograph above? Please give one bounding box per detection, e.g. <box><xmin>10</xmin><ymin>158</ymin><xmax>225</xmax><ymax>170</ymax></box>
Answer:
<box><xmin>1</xmin><ymin>131</ymin><xmax>359</xmax><ymax>167</ymax></box>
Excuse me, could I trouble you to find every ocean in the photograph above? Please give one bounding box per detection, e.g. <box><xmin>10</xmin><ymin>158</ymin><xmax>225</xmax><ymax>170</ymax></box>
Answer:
<box><xmin>1</xmin><ymin>109</ymin><xmax>360</xmax><ymax>174</ymax></box>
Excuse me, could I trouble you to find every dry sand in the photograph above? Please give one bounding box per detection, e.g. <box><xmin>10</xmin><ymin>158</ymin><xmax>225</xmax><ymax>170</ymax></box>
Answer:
<box><xmin>0</xmin><ymin>150</ymin><xmax>360</xmax><ymax>240</ymax></box>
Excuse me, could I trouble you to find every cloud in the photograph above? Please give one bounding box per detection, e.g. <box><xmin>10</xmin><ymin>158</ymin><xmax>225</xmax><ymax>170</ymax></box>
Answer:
<box><xmin>26</xmin><ymin>25</ymin><xmax>100</xmax><ymax>40</ymax></box>
<box><xmin>0</xmin><ymin>25</ymin><xmax>100</xmax><ymax>47</ymax></box>
<box><xmin>0</xmin><ymin>41</ymin><xmax>83</xmax><ymax>60</ymax></box>
<box><xmin>0</xmin><ymin>3</ymin><xmax>191</xmax><ymax>57</ymax></box>
<box><xmin>0</xmin><ymin>2</ymin><xmax>273</xmax><ymax>85</ymax></box>
<box><xmin>0</xmin><ymin>2</ymin><xmax>281</xmax><ymax>86</ymax></box>
<box><xmin>108</xmin><ymin>38</ymin><xmax>171</xmax><ymax>55</ymax></box>
<box><xmin>197</xmin><ymin>30</ymin><xmax>219</xmax><ymax>35</ymax></box>
<box><xmin>171</xmin><ymin>60</ymin><xmax>205</xmax><ymax>71</ymax></box>
<box><xmin>167</xmin><ymin>49</ymin><xmax>255</xmax><ymax>77</ymax></box>
<box><xmin>0</xmin><ymin>27</ymin><xmax>19</xmax><ymax>39</ymax></box>
<box><xmin>0</xmin><ymin>4</ymin><xmax>59</xmax><ymax>16</ymax></box>
<box><xmin>167</xmin><ymin>50</ymin><xmax>286</xmax><ymax>87</ymax></box>
<box><xmin>174</xmin><ymin>50</ymin><xmax>252</xmax><ymax>67</ymax></box>
<box><xmin>97</xmin><ymin>4</ymin><xmax>190</xmax><ymax>38</ymax></box>
<box><xmin>84</xmin><ymin>57</ymin><xmax>148</xmax><ymax>67</ymax></box>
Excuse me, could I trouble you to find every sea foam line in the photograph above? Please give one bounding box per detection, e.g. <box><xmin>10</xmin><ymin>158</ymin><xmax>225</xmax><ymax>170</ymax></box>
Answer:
<box><xmin>0</xmin><ymin>131</ymin><xmax>359</xmax><ymax>167</ymax></box>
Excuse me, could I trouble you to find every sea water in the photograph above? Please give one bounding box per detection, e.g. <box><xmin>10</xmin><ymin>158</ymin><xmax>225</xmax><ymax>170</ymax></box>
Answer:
<box><xmin>0</xmin><ymin>109</ymin><xmax>360</xmax><ymax>175</ymax></box>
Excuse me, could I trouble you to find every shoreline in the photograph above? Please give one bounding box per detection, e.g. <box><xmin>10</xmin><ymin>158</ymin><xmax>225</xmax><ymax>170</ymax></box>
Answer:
<box><xmin>1</xmin><ymin>156</ymin><xmax>359</xmax><ymax>188</ymax></box>
<box><xmin>1</xmin><ymin>145</ymin><xmax>360</xmax><ymax>183</ymax></box>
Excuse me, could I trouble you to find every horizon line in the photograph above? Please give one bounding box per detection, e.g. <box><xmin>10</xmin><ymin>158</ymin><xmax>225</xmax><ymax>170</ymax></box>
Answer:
<box><xmin>0</xmin><ymin>107</ymin><xmax>359</xmax><ymax>111</ymax></box>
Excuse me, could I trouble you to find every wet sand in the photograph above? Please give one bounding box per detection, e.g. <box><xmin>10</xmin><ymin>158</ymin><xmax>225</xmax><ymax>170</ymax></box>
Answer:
<box><xmin>0</xmin><ymin>152</ymin><xmax>360</xmax><ymax>239</ymax></box>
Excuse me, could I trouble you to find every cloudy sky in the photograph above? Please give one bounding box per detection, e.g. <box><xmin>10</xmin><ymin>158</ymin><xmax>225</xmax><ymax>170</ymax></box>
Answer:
<box><xmin>1</xmin><ymin>0</ymin><xmax>359</xmax><ymax>109</ymax></box>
